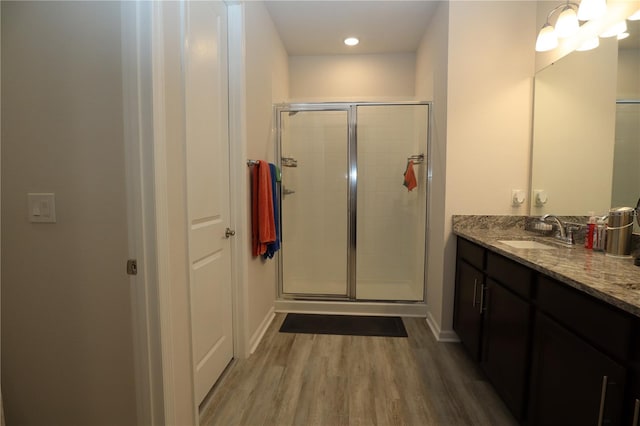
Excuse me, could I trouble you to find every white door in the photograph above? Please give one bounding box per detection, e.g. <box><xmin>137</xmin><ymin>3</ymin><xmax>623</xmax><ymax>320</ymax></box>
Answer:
<box><xmin>183</xmin><ymin>0</ymin><xmax>234</xmax><ymax>404</ymax></box>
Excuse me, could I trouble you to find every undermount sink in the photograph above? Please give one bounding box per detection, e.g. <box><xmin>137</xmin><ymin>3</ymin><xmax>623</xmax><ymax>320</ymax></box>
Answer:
<box><xmin>498</xmin><ymin>240</ymin><xmax>556</xmax><ymax>249</ymax></box>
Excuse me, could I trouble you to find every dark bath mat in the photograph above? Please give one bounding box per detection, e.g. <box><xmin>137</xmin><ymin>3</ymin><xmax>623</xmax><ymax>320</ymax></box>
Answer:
<box><xmin>279</xmin><ymin>313</ymin><xmax>408</xmax><ymax>337</ymax></box>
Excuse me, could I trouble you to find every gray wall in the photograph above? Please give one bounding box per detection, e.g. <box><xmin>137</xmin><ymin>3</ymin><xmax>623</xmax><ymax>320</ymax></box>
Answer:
<box><xmin>1</xmin><ymin>2</ymin><xmax>137</xmax><ymax>424</ymax></box>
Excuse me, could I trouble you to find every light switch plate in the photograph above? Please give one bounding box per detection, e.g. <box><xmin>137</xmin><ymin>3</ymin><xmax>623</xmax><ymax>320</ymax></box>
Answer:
<box><xmin>28</xmin><ymin>193</ymin><xmax>56</xmax><ymax>223</ymax></box>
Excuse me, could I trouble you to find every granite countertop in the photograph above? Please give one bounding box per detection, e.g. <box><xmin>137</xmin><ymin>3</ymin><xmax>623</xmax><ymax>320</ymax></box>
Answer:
<box><xmin>453</xmin><ymin>215</ymin><xmax>640</xmax><ymax>318</ymax></box>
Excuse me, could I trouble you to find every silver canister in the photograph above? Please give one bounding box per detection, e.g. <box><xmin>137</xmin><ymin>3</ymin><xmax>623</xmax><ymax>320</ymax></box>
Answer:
<box><xmin>605</xmin><ymin>207</ymin><xmax>635</xmax><ymax>258</ymax></box>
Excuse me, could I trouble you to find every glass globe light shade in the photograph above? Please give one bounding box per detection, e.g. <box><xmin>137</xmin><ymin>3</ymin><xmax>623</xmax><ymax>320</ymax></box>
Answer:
<box><xmin>536</xmin><ymin>23</ymin><xmax>559</xmax><ymax>52</ymax></box>
<box><xmin>577</xmin><ymin>0</ymin><xmax>607</xmax><ymax>21</ymax></box>
<box><xmin>555</xmin><ymin>6</ymin><xmax>580</xmax><ymax>38</ymax></box>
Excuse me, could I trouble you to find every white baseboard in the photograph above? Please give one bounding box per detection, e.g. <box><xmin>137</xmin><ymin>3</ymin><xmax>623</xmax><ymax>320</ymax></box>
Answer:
<box><xmin>249</xmin><ymin>308</ymin><xmax>275</xmax><ymax>354</ymax></box>
<box><xmin>274</xmin><ymin>299</ymin><xmax>428</xmax><ymax>317</ymax></box>
<box><xmin>425</xmin><ymin>311</ymin><xmax>460</xmax><ymax>343</ymax></box>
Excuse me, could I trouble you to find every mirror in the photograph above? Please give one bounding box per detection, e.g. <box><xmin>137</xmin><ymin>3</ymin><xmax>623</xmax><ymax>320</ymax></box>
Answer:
<box><xmin>530</xmin><ymin>19</ymin><xmax>640</xmax><ymax>223</ymax></box>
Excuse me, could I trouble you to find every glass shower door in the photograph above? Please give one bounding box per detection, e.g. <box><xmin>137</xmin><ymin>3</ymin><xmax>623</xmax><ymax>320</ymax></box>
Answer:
<box><xmin>355</xmin><ymin>104</ymin><xmax>428</xmax><ymax>301</ymax></box>
<box><xmin>611</xmin><ymin>101</ymin><xmax>640</xmax><ymax>233</ymax></box>
<box><xmin>280</xmin><ymin>109</ymin><xmax>350</xmax><ymax>296</ymax></box>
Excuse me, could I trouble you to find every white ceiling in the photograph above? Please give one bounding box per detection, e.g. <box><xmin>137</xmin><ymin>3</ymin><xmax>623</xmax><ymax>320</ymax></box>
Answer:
<box><xmin>263</xmin><ymin>1</ymin><xmax>439</xmax><ymax>56</ymax></box>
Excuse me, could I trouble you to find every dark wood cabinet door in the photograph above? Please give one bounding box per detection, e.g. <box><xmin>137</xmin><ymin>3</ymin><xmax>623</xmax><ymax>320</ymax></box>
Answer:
<box><xmin>528</xmin><ymin>313</ymin><xmax>626</xmax><ymax>426</ymax></box>
<box><xmin>626</xmin><ymin>370</ymin><xmax>639</xmax><ymax>426</ymax></box>
<box><xmin>453</xmin><ymin>259</ymin><xmax>483</xmax><ymax>361</ymax></box>
<box><xmin>627</xmin><ymin>322</ymin><xmax>640</xmax><ymax>426</ymax></box>
<box><xmin>481</xmin><ymin>279</ymin><xmax>531</xmax><ymax>421</ymax></box>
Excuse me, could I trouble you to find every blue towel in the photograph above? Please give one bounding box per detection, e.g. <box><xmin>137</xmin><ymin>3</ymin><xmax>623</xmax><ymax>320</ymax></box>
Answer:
<box><xmin>263</xmin><ymin>163</ymin><xmax>281</xmax><ymax>259</ymax></box>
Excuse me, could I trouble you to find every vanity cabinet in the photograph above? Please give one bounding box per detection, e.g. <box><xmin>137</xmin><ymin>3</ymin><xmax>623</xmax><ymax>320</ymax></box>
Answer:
<box><xmin>628</xmin><ymin>326</ymin><xmax>640</xmax><ymax>426</ymax></box>
<box><xmin>628</xmin><ymin>371</ymin><xmax>640</xmax><ymax>426</ymax></box>
<box><xmin>454</xmin><ymin>236</ymin><xmax>640</xmax><ymax>425</ymax></box>
<box><xmin>532</xmin><ymin>274</ymin><xmax>634</xmax><ymax>426</ymax></box>
<box><xmin>454</xmin><ymin>239</ymin><xmax>532</xmax><ymax>420</ymax></box>
<box><xmin>454</xmin><ymin>238</ymin><xmax>486</xmax><ymax>360</ymax></box>
<box><xmin>454</xmin><ymin>260</ymin><xmax>484</xmax><ymax>360</ymax></box>
<box><xmin>480</xmin><ymin>278</ymin><xmax>532</xmax><ymax>419</ymax></box>
<box><xmin>528</xmin><ymin>312</ymin><xmax>626</xmax><ymax>426</ymax></box>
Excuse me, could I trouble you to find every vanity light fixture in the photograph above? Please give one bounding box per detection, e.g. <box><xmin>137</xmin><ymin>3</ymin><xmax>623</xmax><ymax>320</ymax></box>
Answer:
<box><xmin>536</xmin><ymin>24</ymin><xmax>559</xmax><ymax>51</ymax></box>
<box><xmin>555</xmin><ymin>4</ymin><xmax>580</xmax><ymax>38</ymax></box>
<box><xmin>535</xmin><ymin>1</ymin><xmax>580</xmax><ymax>52</ymax></box>
<box><xmin>577</xmin><ymin>0</ymin><xmax>607</xmax><ymax>21</ymax></box>
<box><xmin>344</xmin><ymin>37</ymin><xmax>359</xmax><ymax>46</ymax></box>
<box><xmin>617</xmin><ymin>32</ymin><xmax>630</xmax><ymax>40</ymax></box>
<box><xmin>576</xmin><ymin>36</ymin><xmax>600</xmax><ymax>51</ymax></box>
<box><xmin>600</xmin><ymin>20</ymin><xmax>627</xmax><ymax>38</ymax></box>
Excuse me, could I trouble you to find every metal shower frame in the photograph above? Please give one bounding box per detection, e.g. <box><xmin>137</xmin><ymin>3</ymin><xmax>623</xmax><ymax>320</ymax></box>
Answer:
<box><xmin>273</xmin><ymin>101</ymin><xmax>433</xmax><ymax>303</ymax></box>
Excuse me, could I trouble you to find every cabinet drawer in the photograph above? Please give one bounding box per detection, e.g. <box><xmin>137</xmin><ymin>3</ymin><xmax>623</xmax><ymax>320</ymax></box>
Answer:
<box><xmin>457</xmin><ymin>238</ymin><xmax>485</xmax><ymax>270</ymax></box>
<box><xmin>537</xmin><ymin>275</ymin><xmax>633</xmax><ymax>360</ymax></box>
<box><xmin>486</xmin><ymin>251</ymin><xmax>533</xmax><ymax>299</ymax></box>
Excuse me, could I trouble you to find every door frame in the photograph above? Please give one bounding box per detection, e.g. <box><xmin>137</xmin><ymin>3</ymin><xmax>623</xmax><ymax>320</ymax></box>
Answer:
<box><xmin>227</xmin><ymin>2</ymin><xmax>251</xmax><ymax>360</ymax></box>
<box><xmin>0</xmin><ymin>4</ymin><xmax>4</xmax><ymax>423</ymax></box>
<box><xmin>121</xmin><ymin>2</ymin><xmax>166</xmax><ymax>424</ymax></box>
<box><xmin>122</xmin><ymin>1</ymin><xmax>250</xmax><ymax>424</ymax></box>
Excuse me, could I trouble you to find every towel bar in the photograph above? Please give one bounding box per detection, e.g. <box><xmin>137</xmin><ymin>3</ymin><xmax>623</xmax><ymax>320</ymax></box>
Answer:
<box><xmin>407</xmin><ymin>154</ymin><xmax>425</xmax><ymax>164</ymax></box>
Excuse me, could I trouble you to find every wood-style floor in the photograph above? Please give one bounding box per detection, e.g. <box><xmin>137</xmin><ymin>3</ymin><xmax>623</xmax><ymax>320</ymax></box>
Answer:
<box><xmin>200</xmin><ymin>314</ymin><xmax>518</xmax><ymax>426</ymax></box>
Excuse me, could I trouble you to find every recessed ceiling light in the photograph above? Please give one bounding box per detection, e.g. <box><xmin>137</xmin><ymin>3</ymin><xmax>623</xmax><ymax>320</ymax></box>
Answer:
<box><xmin>344</xmin><ymin>37</ymin><xmax>359</xmax><ymax>46</ymax></box>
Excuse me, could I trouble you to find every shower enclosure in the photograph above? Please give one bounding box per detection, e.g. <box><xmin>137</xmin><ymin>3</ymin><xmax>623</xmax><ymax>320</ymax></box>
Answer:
<box><xmin>276</xmin><ymin>103</ymin><xmax>430</xmax><ymax>302</ymax></box>
<box><xmin>611</xmin><ymin>100</ymin><xmax>640</xmax><ymax>232</ymax></box>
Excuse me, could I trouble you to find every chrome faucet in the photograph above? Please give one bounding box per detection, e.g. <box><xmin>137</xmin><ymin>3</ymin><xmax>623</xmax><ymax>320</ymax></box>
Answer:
<box><xmin>540</xmin><ymin>214</ymin><xmax>577</xmax><ymax>245</ymax></box>
<box><xmin>541</xmin><ymin>214</ymin><xmax>566</xmax><ymax>238</ymax></box>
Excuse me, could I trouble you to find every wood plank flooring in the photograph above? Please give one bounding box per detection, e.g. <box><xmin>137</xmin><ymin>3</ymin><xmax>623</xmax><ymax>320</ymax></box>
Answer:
<box><xmin>200</xmin><ymin>314</ymin><xmax>517</xmax><ymax>426</ymax></box>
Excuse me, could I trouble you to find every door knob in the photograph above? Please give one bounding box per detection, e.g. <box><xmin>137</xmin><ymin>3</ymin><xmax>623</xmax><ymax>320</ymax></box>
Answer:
<box><xmin>225</xmin><ymin>228</ymin><xmax>236</xmax><ymax>238</ymax></box>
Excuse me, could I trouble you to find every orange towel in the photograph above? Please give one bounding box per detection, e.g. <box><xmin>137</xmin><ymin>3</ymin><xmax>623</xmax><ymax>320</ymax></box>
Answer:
<box><xmin>251</xmin><ymin>160</ymin><xmax>276</xmax><ymax>256</ymax></box>
<box><xmin>403</xmin><ymin>160</ymin><xmax>417</xmax><ymax>191</ymax></box>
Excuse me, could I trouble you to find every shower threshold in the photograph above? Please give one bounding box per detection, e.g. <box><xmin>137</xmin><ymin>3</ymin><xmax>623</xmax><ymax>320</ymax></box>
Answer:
<box><xmin>274</xmin><ymin>299</ymin><xmax>428</xmax><ymax>318</ymax></box>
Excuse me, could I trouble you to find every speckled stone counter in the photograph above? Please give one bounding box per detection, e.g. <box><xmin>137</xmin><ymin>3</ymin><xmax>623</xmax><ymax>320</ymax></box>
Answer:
<box><xmin>453</xmin><ymin>215</ymin><xmax>640</xmax><ymax>318</ymax></box>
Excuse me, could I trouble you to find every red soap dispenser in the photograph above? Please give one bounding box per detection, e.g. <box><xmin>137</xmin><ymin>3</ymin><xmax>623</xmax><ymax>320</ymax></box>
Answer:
<box><xmin>585</xmin><ymin>212</ymin><xmax>596</xmax><ymax>249</ymax></box>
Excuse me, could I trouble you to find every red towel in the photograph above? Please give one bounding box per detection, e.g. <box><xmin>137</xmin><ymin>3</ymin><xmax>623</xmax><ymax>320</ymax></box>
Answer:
<box><xmin>251</xmin><ymin>160</ymin><xmax>276</xmax><ymax>256</ymax></box>
<box><xmin>403</xmin><ymin>160</ymin><xmax>417</xmax><ymax>191</ymax></box>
